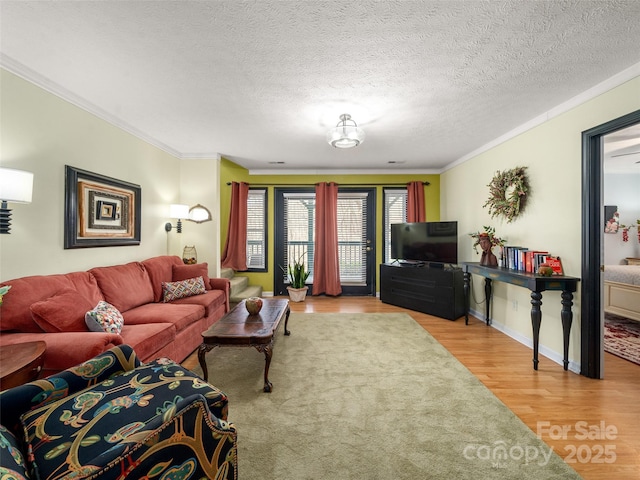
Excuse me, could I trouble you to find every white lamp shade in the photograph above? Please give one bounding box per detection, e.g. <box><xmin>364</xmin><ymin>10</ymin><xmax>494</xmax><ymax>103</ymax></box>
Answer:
<box><xmin>188</xmin><ymin>204</ymin><xmax>212</xmax><ymax>223</ymax></box>
<box><xmin>326</xmin><ymin>114</ymin><xmax>366</xmax><ymax>148</ymax></box>
<box><xmin>326</xmin><ymin>126</ymin><xmax>366</xmax><ymax>148</ymax></box>
<box><xmin>169</xmin><ymin>204</ymin><xmax>190</xmax><ymax>219</ymax></box>
<box><xmin>0</xmin><ymin>168</ymin><xmax>34</xmax><ymax>203</ymax></box>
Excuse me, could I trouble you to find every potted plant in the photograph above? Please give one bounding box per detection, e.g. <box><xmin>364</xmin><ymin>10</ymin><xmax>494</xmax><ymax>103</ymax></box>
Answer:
<box><xmin>282</xmin><ymin>253</ymin><xmax>310</xmax><ymax>302</ymax></box>
<box><xmin>469</xmin><ymin>226</ymin><xmax>505</xmax><ymax>266</ymax></box>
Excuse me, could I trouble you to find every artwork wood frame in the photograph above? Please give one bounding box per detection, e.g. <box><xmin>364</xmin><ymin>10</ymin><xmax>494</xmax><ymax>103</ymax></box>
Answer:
<box><xmin>64</xmin><ymin>166</ymin><xmax>141</xmax><ymax>249</ymax></box>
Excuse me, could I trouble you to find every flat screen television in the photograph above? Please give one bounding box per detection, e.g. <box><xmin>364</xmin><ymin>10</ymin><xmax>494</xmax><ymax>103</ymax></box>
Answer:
<box><xmin>391</xmin><ymin>221</ymin><xmax>458</xmax><ymax>265</ymax></box>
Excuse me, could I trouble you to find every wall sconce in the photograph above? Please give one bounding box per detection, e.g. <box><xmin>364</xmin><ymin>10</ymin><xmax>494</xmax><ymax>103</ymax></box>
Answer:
<box><xmin>186</xmin><ymin>203</ymin><xmax>212</xmax><ymax>224</ymax></box>
<box><xmin>164</xmin><ymin>204</ymin><xmax>189</xmax><ymax>233</ymax></box>
<box><xmin>0</xmin><ymin>167</ymin><xmax>34</xmax><ymax>234</ymax></box>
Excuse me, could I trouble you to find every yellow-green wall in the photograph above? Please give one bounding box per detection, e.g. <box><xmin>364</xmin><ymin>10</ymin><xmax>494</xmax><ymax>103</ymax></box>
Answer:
<box><xmin>220</xmin><ymin>158</ymin><xmax>440</xmax><ymax>293</ymax></box>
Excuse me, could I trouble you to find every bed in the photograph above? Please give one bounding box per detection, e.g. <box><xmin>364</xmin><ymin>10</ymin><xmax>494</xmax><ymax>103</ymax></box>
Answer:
<box><xmin>604</xmin><ymin>264</ymin><xmax>640</xmax><ymax>322</ymax></box>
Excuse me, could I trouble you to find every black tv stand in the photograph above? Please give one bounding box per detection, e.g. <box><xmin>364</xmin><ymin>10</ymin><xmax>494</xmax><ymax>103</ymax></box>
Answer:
<box><xmin>380</xmin><ymin>263</ymin><xmax>465</xmax><ymax>320</ymax></box>
<box><xmin>398</xmin><ymin>260</ymin><xmax>425</xmax><ymax>267</ymax></box>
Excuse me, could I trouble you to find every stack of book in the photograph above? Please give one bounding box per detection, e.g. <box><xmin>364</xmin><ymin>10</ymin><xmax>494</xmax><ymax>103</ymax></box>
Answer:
<box><xmin>498</xmin><ymin>246</ymin><xmax>564</xmax><ymax>275</ymax></box>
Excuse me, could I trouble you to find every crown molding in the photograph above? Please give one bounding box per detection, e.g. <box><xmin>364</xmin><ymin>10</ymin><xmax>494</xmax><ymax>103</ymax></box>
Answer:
<box><xmin>180</xmin><ymin>153</ymin><xmax>222</xmax><ymax>160</ymax></box>
<box><xmin>3</xmin><ymin>52</ymin><xmax>638</xmax><ymax>172</ymax></box>
<box><xmin>0</xmin><ymin>54</ymin><xmax>182</xmax><ymax>159</ymax></box>
<box><xmin>444</xmin><ymin>61</ymin><xmax>640</xmax><ymax>172</ymax></box>
<box><xmin>247</xmin><ymin>168</ymin><xmax>442</xmax><ymax>176</ymax></box>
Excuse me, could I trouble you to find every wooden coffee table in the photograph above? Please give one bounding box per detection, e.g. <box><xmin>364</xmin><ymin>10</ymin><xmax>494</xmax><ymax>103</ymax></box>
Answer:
<box><xmin>0</xmin><ymin>341</ymin><xmax>46</xmax><ymax>391</ymax></box>
<box><xmin>198</xmin><ymin>298</ymin><xmax>290</xmax><ymax>392</ymax></box>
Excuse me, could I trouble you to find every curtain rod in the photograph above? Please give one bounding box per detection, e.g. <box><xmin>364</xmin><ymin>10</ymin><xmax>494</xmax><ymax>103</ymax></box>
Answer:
<box><xmin>226</xmin><ymin>181</ymin><xmax>430</xmax><ymax>187</ymax></box>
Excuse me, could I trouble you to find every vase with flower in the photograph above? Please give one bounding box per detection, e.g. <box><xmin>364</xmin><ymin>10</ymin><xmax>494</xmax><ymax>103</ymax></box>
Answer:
<box><xmin>470</xmin><ymin>226</ymin><xmax>506</xmax><ymax>266</ymax></box>
<box><xmin>620</xmin><ymin>219</ymin><xmax>640</xmax><ymax>243</ymax></box>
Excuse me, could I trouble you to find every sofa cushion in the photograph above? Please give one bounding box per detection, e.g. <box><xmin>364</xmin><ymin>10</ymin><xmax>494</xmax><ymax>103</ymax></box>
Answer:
<box><xmin>173</xmin><ymin>262</ymin><xmax>212</xmax><ymax>290</ymax></box>
<box><xmin>85</xmin><ymin>301</ymin><xmax>125</xmax><ymax>334</ymax></box>
<box><xmin>90</xmin><ymin>262</ymin><xmax>154</xmax><ymax>312</ymax></box>
<box><xmin>0</xmin><ymin>275</ymin><xmax>78</xmax><ymax>333</ymax></box>
<box><xmin>170</xmin><ymin>289</ymin><xmax>227</xmax><ymax>318</ymax></box>
<box><xmin>1</xmin><ymin>331</ymin><xmax>124</xmax><ymax>376</ymax></box>
<box><xmin>162</xmin><ymin>277</ymin><xmax>206</xmax><ymax>302</ymax></box>
<box><xmin>118</xmin><ymin>323</ymin><xmax>177</xmax><ymax>365</ymax></box>
<box><xmin>0</xmin><ymin>424</ymin><xmax>30</xmax><ymax>478</ymax></box>
<box><xmin>122</xmin><ymin>303</ymin><xmax>204</xmax><ymax>332</ymax></box>
<box><xmin>65</xmin><ymin>271</ymin><xmax>104</xmax><ymax>307</ymax></box>
<box><xmin>30</xmin><ymin>288</ymin><xmax>93</xmax><ymax>332</ymax></box>
<box><xmin>141</xmin><ymin>255</ymin><xmax>183</xmax><ymax>303</ymax></box>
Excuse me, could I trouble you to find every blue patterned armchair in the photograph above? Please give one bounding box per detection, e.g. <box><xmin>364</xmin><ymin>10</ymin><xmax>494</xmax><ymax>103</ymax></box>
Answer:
<box><xmin>0</xmin><ymin>344</ymin><xmax>237</xmax><ymax>480</ymax></box>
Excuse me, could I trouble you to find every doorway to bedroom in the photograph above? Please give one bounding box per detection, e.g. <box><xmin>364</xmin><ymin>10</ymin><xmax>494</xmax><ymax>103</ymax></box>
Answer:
<box><xmin>602</xmin><ymin>124</ymin><xmax>640</xmax><ymax>368</ymax></box>
<box><xmin>582</xmin><ymin>109</ymin><xmax>640</xmax><ymax>378</ymax></box>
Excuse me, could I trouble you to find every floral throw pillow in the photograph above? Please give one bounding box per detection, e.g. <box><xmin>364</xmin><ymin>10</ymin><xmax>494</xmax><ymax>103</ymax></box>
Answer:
<box><xmin>85</xmin><ymin>301</ymin><xmax>124</xmax><ymax>334</ymax></box>
<box><xmin>162</xmin><ymin>276</ymin><xmax>206</xmax><ymax>302</ymax></box>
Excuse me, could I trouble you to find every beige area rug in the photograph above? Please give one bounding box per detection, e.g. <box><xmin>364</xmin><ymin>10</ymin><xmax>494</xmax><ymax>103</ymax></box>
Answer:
<box><xmin>191</xmin><ymin>313</ymin><xmax>581</xmax><ymax>480</ymax></box>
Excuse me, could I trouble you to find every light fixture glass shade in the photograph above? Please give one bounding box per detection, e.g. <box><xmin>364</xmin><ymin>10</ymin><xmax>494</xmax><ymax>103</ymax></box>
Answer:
<box><xmin>169</xmin><ymin>204</ymin><xmax>189</xmax><ymax>219</ymax></box>
<box><xmin>327</xmin><ymin>114</ymin><xmax>365</xmax><ymax>148</ymax></box>
<box><xmin>0</xmin><ymin>168</ymin><xmax>34</xmax><ymax>203</ymax></box>
<box><xmin>187</xmin><ymin>204</ymin><xmax>212</xmax><ymax>223</ymax></box>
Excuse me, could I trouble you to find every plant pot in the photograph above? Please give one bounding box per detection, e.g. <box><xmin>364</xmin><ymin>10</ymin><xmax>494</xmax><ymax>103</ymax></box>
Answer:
<box><xmin>287</xmin><ymin>286</ymin><xmax>308</xmax><ymax>302</ymax></box>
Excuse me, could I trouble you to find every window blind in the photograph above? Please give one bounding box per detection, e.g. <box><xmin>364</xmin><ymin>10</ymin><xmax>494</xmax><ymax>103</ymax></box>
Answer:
<box><xmin>384</xmin><ymin>189</ymin><xmax>408</xmax><ymax>262</ymax></box>
<box><xmin>246</xmin><ymin>189</ymin><xmax>266</xmax><ymax>269</ymax></box>
<box><xmin>337</xmin><ymin>192</ymin><xmax>368</xmax><ymax>284</ymax></box>
<box><xmin>283</xmin><ymin>192</ymin><xmax>315</xmax><ymax>281</ymax></box>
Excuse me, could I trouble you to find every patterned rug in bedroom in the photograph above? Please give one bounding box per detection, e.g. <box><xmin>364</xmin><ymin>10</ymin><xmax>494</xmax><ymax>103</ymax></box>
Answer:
<box><xmin>604</xmin><ymin>313</ymin><xmax>640</xmax><ymax>366</ymax></box>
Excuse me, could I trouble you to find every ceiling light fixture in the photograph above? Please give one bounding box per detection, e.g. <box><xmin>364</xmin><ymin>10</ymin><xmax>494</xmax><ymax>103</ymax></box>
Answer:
<box><xmin>326</xmin><ymin>114</ymin><xmax>365</xmax><ymax>149</ymax></box>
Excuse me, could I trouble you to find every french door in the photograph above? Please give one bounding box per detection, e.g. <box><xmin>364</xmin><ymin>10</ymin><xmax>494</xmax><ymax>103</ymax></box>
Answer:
<box><xmin>274</xmin><ymin>187</ymin><xmax>376</xmax><ymax>296</ymax></box>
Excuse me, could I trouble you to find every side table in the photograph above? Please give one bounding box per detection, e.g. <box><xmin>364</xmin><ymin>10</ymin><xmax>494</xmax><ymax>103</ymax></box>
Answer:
<box><xmin>0</xmin><ymin>341</ymin><xmax>47</xmax><ymax>391</ymax></box>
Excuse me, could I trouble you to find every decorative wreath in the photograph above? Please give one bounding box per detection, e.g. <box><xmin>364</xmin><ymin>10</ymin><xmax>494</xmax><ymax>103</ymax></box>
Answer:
<box><xmin>483</xmin><ymin>166</ymin><xmax>529</xmax><ymax>223</ymax></box>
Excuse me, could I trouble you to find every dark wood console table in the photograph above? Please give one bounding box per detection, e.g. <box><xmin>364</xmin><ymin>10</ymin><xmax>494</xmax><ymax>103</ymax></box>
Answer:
<box><xmin>462</xmin><ymin>262</ymin><xmax>580</xmax><ymax>371</ymax></box>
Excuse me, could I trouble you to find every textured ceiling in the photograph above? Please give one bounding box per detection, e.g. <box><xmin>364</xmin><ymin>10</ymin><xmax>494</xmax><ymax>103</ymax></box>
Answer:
<box><xmin>1</xmin><ymin>0</ymin><xmax>640</xmax><ymax>173</ymax></box>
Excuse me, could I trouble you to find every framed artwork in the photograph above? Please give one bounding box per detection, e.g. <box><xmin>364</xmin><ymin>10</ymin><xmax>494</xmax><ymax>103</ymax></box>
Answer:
<box><xmin>64</xmin><ymin>166</ymin><xmax>141</xmax><ymax>248</ymax></box>
<box><xmin>604</xmin><ymin>205</ymin><xmax>619</xmax><ymax>233</ymax></box>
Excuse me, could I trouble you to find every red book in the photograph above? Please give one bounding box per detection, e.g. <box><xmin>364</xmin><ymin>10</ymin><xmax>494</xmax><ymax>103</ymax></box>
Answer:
<box><xmin>525</xmin><ymin>251</ymin><xmax>534</xmax><ymax>273</ymax></box>
<box><xmin>525</xmin><ymin>251</ymin><xmax>547</xmax><ymax>273</ymax></box>
<box><xmin>545</xmin><ymin>256</ymin><xmax>564</xmax><ymax>275</ymax></box>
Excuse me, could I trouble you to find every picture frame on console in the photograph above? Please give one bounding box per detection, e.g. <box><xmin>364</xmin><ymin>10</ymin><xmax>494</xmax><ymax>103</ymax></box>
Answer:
<box><xmin>64</xmin><ymin>165</ymin><xmax>141</xmax><ymax>249</ymax></box>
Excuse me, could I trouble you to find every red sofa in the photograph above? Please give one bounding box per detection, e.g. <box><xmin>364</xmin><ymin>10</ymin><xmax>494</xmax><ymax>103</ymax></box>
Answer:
<box><xmin>0</xmin><ymin>256</ymin><xmax>230</xmax><ymax>376</ymax></box>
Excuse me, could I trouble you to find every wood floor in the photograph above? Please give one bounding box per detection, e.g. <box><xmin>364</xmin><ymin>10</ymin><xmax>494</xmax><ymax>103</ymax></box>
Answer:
<box><xmin>185</xmin><ymin>296</ymin><xmax>640</xmax><ymax>480</ymax></box>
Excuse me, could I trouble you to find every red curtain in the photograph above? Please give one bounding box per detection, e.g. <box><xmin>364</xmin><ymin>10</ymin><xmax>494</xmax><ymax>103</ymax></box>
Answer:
<box><xmin>407</xmin><ymin>181</ymin><xmax>426</xmax><ymax>222</ymax></box>
<box><xmin>312</xmin><ymin>182</ymin><xmax>342</xmax><ymax>296</ymax></box>
<box><xmin>221</xmin><ymin>182</ymin><xmax>249</xmax><ymax>271</ymax></box>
